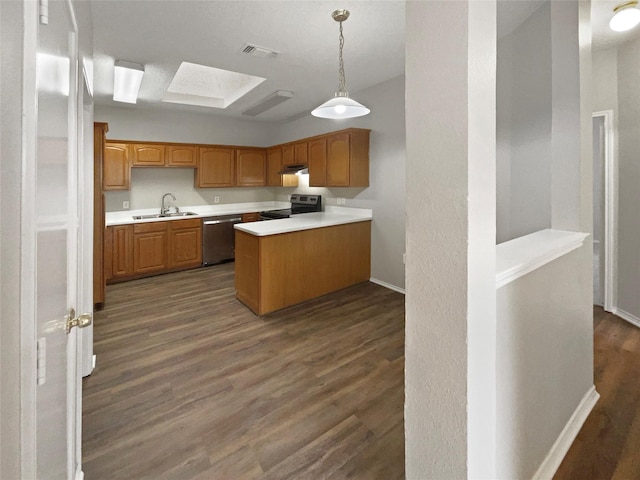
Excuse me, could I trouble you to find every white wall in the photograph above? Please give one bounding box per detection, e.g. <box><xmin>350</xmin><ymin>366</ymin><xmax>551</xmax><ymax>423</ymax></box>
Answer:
<box><xmin>616</xmin><ymin>36</ymin><xmax>640</xmax><ymax>320</ymax></box>
<box><xmin>0</xmin><ymin>1</ymin><xmax>24</xmax><ymax>477</ymax></box>
<box><xmin>496</xmin><ymin>2</ymin><xmax>552</xmax><ymax>242</ymax></box>
<box><xmin>496</xmin><ymin>248</ymin><xmax>593</xmax><ymax>478</ymax></box>
<box><xmin>405</xmin><ymin>1</ymin><xmax>497</xmax><ymax>477</ymax></box>
<box><xmin>271</xmin><ymin>75</ymin><xmax>406</xmax><ymax>290</ymax></box>
<box><xmin>95</xmin><ymin>105</ymin><xmax>279</xmax><ymax>211</ymax></box>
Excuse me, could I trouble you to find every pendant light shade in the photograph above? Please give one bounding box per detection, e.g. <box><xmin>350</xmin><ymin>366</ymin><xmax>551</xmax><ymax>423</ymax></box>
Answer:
<box><xmin>610</xmin><ymin>1</ymin><xmax>640</xmax><ymax>31</ymax></box>
<box><xmin>312</xmin><ymin>9</ymin><xmax>370</xmax><ymax>119</ymax></box>
<box><xmin>312</xmin><ymin>95</ymin><xmax>370</xmax><ymax>119</ymax></box>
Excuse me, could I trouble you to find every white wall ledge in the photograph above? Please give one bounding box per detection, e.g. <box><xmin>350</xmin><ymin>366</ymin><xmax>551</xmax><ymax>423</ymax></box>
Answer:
<box><xmin>496</xmin><ymin>229</ymin><xmax>589</xmax><ymax>288</ymax></box>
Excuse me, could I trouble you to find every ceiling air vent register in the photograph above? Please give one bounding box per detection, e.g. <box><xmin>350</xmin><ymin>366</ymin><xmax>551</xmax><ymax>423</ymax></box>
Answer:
<box><xmin>240</xmin><ymin>43</ymin><xmax>279</xmax><ymax>58</ymax></box>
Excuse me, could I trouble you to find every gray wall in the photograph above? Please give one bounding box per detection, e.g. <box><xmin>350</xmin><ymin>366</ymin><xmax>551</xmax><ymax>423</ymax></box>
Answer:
<box><xmin>616</xmin><ymin>36</ymin><xmax>640</xmax><ymax>319</ymax></box>
<box><xmin>496</xmin><ymin>2</ymin><xmax>552</xmax><ymax>243</ymax></box>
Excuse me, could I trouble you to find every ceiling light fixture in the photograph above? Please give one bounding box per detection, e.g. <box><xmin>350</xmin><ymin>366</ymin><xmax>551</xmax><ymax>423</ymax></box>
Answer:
<box><xmin>113</xmin><ymin>60</ymin><xmax>144</xmax><ymax>103</ymax></box>
<box><xmin>610</xmin><ymin>1</ymin><xmax>640</xmax><ymax>31</ymax></box>
<box><xmin>311</xmin><ymin>9</ymin><xmax>370</xmax><ymax>119</ymax></box>
<box><xmin>242</xmin><ymin>90</ymin><xmax>293</xmax><ymax>116</ymax></box>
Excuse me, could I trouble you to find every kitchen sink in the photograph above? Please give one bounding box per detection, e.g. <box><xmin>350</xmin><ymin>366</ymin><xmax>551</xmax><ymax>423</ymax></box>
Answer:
<box><xmin>132</xmin><ymin>212</ymin><xmax>198</xmax><ymax>220</ymax></box>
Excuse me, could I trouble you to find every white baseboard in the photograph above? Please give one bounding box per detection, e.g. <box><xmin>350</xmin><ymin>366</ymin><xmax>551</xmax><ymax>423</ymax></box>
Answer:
<box><xmin>532</xmin><ymin>385</ymin><xmax>599</xmax><ymax>480</ymax></box>
<box><xmin>612</xmin><ymin>307</ymin><xmax>640</xmax><ymax>329</ymax></box>
<box><xmin>369</xmin><ymin>277</ymin><xmax>405</xmax><ymax>294</ymax></box>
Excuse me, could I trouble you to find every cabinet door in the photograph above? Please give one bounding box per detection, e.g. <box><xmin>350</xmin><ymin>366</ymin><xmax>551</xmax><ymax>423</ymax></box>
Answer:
<box><xmin>166</xmin><ymin>145</ymin><xmax>197</xmax><ymax>167</ymax></box>
<box><xmin>133</xmin><ymin>222</ymin><xmax>168</xmax><ymax>273</ymax></box>
<box><xmin>236</xmin><ymin>149</ymin><xmax>266</xmax><ymax>187</ymax></box>
<box><xmin>267</xmin><ymin>147</ymin><xmax>283</xmax><ymax>186</ymax></box>
<box><xmin>282</xmin><ymin>144</ymin><xmax>294</xmax><ymax>165</ymax></box>
<box><xmin>131</xmin><ymin>143</ymin><xmax>165</xmax><ymax>166</ymax></box>
<box><xmin>111</xmin><ymin>225</ymin><xmax>133</xmax><ymax>277</ymax></box>
<box><xmin>103</xmin><ymin>143</ymin><xmax>130</xmax><ymax>190</ymax></box>
<box><xmin>169</xmin><ymin>219</ymin><xmax>202</xmax><ymax>269</ymax></box>
<box><xmin>308</xmin><ymin>138</ymin><xmax>327</xmax><ymax>187</ymax></box>
<box><xmin>196</xmin><ymin>147</ymin><xmax>235</xmax><ymax>187</ymax></box>
<box><xmin>294</xmin><ymin>142</ymin><xmax>308</xmax><ymax>163</ymax></box>
<box><xmin>326</xmin><ymin>132</ymin><xmax>351</xmax><ymax>187</ymax></box>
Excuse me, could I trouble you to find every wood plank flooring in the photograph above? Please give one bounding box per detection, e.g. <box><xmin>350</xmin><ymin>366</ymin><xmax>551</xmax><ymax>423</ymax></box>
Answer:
<box><xmin>82</xmin><ymin>263</ymin><xmax>405</xmax><ymax>480</ymax></box>
<box><xmin>555</xmin><ymin>307</ymin><xmax>640</xmax><ymax>479</ymax></box>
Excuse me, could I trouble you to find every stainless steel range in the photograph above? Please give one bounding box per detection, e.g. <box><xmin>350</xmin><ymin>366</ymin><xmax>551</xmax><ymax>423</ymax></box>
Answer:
<box><xmin>260</xmin><ymin>194</ymin><xmax>322</xmax><ymax>220</ymax></box>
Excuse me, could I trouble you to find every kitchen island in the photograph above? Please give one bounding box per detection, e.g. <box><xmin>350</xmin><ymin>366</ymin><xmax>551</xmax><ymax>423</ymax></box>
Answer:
<box><xmin>234</xmin><ymin>207</ymin><xmax>372</xmax><ymax>315</ymax></box>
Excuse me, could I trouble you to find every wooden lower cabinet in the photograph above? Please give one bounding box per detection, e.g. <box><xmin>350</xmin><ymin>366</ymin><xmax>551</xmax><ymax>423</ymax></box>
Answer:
<box><xmin>168</xmin><ymin>218</ymin><xmax>202</xmax><ymax>269</ymax></box>
<box><xmin>241</xmin><ymin>212</ymin><xmax>261</xmax><ymax>223</ymax></box>
<box><xmin>110</xmin><ymin>225</ymin><xmax>133</xmax><ymax>278</ymax></box>
<box><xmin>133</xmin><ymin>222</ymin><xmax>168</xmax><ymax>274</ymax></box>
<box><xmin>106</xmin><ymin>218</ymin><xmax>202</xmax><ymax>283</ymax></box>
<box><xmin>235</xmin><ymin>221</ymin><xmax>371</xmax><ymax>315</ymax></box>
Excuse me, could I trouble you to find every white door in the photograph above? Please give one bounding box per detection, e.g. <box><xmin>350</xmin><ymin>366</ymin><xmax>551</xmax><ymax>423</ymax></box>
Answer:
<box><xmin>30</xmin><ymin>1</ymin><xmax>87</xmax><ymax>478</ymax></box>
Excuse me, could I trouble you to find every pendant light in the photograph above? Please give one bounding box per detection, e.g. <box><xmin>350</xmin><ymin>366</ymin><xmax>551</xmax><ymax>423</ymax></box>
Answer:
<box><xmin>610</xmin><ymin>1</ymin><xmax>640</xmax><ymax>32</ymax></box>
<box><xmin>311</xmin><ymin>9</ymin><xmax>370</xmax><ymax>119</ymax></box>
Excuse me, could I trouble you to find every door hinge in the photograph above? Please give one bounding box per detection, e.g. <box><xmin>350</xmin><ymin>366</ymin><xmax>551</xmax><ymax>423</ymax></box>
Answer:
<box><xmin>36</xmin><ymin>337</ymin><xmax>46</xmax><ymax>385</ymax></box>
<box><xmin>39</xmin><ymin>0</ymin><xmax>49</xmax><ymax>25</ymax></box>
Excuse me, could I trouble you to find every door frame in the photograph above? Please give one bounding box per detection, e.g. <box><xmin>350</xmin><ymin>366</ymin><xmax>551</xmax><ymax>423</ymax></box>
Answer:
<box><xmin>592</xmin><ymin>110</ymin><xmax>617</xmax><ymax>313</ymax></box>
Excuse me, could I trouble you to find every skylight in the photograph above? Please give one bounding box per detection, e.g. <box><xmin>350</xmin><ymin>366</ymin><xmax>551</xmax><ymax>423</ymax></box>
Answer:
<box><xmin>162</xmin><ymin>62</ymin><xmax>266</xmax><ymax>109</ymax></box>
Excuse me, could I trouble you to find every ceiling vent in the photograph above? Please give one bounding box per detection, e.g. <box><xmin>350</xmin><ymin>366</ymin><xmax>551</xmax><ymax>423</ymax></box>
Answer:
<box><xmin>240</xmin><ymin>43</ymin><xmax>279</xmax><ymax>58</ymax></box>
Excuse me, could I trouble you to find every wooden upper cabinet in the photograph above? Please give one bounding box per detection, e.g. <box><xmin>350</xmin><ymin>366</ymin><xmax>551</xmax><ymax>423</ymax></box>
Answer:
<box><xmin>103</xmin><ymin>142</ymin><xmax>130</xmax><ymax>190</ymax></box>
<box><xmin>326</xmin><ymin>133</ymin><xmax>351</xmax><ymax>187</ymax></box>
<box><xmin>294</xmin><ymin>142</ymin><xmax>308</xmax><ymax>163</ymax></box>
<box><xmin>196</xmin><ymin>147</ymin><xmax>235</xmax><ymax>187</ymax></box>
<box><xmin>325</xmin><ymin>130</ymin><xmax>370</xmax><ymax>187</ymax></box>
<box><xmin>266</xmin><ymin>147</ymin><xmax>298</xmax><ymax>187</ymax></box>
<box><xmin>166</xmin><ymin>145</ymin><xmax>197</xmax><ymax>167</ymax></box>
<box><xmin>267</xmin><ymin>147</ymin><xmax>283</xmax><ymax>186</ymax></box>
<box><xmin>282</xmin><ymin>142</ymin><xmax>308</xmax><ymax>166</ymax></box>
<box><xmin>130</xmin><ymin>143</ymin><xmax>165</xmax><ymax>166</ymax></box>
<box><xmin>308</xmin><ymin>138</ymin><xmax>327</xmax><ymax>187</ymax></box>
<box><xmin>236</xmin><ymin>149</ymin><xmax>266</xmax><ymax>187</ymax></box>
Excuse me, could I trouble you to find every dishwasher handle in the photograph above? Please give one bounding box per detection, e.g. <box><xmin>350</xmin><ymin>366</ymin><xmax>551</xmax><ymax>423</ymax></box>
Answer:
<box><xmin>203</xmin><ymin>217</ymin><xmax>242</xmax><ymax>225</ymax></box>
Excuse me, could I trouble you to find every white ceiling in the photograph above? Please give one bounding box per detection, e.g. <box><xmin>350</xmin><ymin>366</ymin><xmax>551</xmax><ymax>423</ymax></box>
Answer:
<box><xmin>91</xmin><ymin>0</ymin><xmax>639</xmax><ymax>124</ymax></box>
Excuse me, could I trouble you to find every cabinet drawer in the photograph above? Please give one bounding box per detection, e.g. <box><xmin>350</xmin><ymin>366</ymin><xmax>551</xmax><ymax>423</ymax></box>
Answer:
<box><xmin>170</xmin><ymin>218</ymin><xmax>202</xmax><ymax>230</ymax></box>
<box><xmin>133</xmin><ymin>222</ymin><xmax>168</xmax><ymax>234</ymax></box>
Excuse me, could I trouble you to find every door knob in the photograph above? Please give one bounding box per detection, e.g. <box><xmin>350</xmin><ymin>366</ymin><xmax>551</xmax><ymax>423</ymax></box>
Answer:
<box><xmin>65</xmin><ymin>308</ymin><xmax>93</xmax><ymax>334</ymax></box>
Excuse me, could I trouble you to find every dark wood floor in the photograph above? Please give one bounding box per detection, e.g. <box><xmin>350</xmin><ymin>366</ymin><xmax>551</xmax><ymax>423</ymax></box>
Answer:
<box><xmin>555</xmin><ymin>307</ymin><xmax>640</xmax><ymax>480</ymax></box>
<box><xmin>82</xmin><ymin>263</ymin><xmax>405</xmax><ymax>479</ymax></box>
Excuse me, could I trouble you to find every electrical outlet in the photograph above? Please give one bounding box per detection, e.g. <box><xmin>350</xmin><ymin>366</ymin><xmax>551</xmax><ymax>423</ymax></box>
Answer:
<box><xmin>214</xmin><ymin>196</ymin><xmax>220</xmax><ymax>204</ymax></box>
<box><xmin>123</xmin><ymin>201</ymin><xmax>129</xmax><ymax>209</ymax></box>
<box><xmin>337</xmin><ymin>197</ymin><xmax>346</xmax><ymax>205</ymax></box>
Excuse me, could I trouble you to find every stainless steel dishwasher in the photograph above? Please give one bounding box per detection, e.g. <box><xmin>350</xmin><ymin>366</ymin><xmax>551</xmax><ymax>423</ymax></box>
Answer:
<box><xmin>202</xmin><ymin>214</ymin><xmax>242</xmax><ymax>266</ymax></box>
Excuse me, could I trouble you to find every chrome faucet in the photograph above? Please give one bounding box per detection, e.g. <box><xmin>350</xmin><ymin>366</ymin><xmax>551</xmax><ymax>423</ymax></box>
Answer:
<box><xmin>161</xmin><ymin>193</ymin><xmax>176</xmax><ymax>215</ymax></box>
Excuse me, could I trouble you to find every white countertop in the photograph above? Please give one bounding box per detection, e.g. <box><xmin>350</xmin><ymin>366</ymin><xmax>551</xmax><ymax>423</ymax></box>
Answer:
<box><xmin>105</xmin><ymin>201</ymin><xmax>290</xmax><ymax>226</ymax></box>
<box><xmin>496</xmin><ymin>229</ymin><xmax>589</xmax><ymax>288</ymax></box>
<box><xmin>234</xmin><ymin>206</ymin><xmax>373</xmax><ymax>236</ymax></box>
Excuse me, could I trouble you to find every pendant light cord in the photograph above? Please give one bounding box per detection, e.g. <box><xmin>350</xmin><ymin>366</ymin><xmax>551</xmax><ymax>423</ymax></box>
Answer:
<box><xmin>337</xmin><ymin>20</ymin><xmax>348</xmax><ymax>96</ymax></box>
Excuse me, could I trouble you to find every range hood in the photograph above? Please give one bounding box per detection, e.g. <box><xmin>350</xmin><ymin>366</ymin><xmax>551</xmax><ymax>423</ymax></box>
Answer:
<box><xmin>278</xmin><ymin>163</ymin><xmax>309</xmax><ymax>175</ymax></box>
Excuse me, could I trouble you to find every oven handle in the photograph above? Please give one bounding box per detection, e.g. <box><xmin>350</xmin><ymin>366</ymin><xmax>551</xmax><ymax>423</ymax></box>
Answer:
<box><xmin>203</xmin><ymin>217</ymin><xmax>242</xmax><ymax>225</ymax></box>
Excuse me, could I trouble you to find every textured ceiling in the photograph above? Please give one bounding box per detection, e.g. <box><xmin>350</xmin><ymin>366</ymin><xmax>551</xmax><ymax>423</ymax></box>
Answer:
<box><xmin>91</xmin><ymin>0</ymin><xmax>406</xmax><ymax>123</ymax></box>
<box><xmin>91</xmin><ymin>0</ymin><xmax>638</xmax><ymax>124</ymax></box>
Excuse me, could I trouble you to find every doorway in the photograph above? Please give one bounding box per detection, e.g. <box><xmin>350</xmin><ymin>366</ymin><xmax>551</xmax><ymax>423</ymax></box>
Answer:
<box><xmin>592</xmin><ymin>110</ymin><xmax>616</xmax><ymax>312</ymax></box>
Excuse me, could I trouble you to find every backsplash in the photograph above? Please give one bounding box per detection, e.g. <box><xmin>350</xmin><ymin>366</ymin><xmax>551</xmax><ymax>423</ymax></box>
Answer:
<box><xmin>104</xmin><ymin>167</ymin><xmax>276</xmax><ymax>212</ymax></box>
